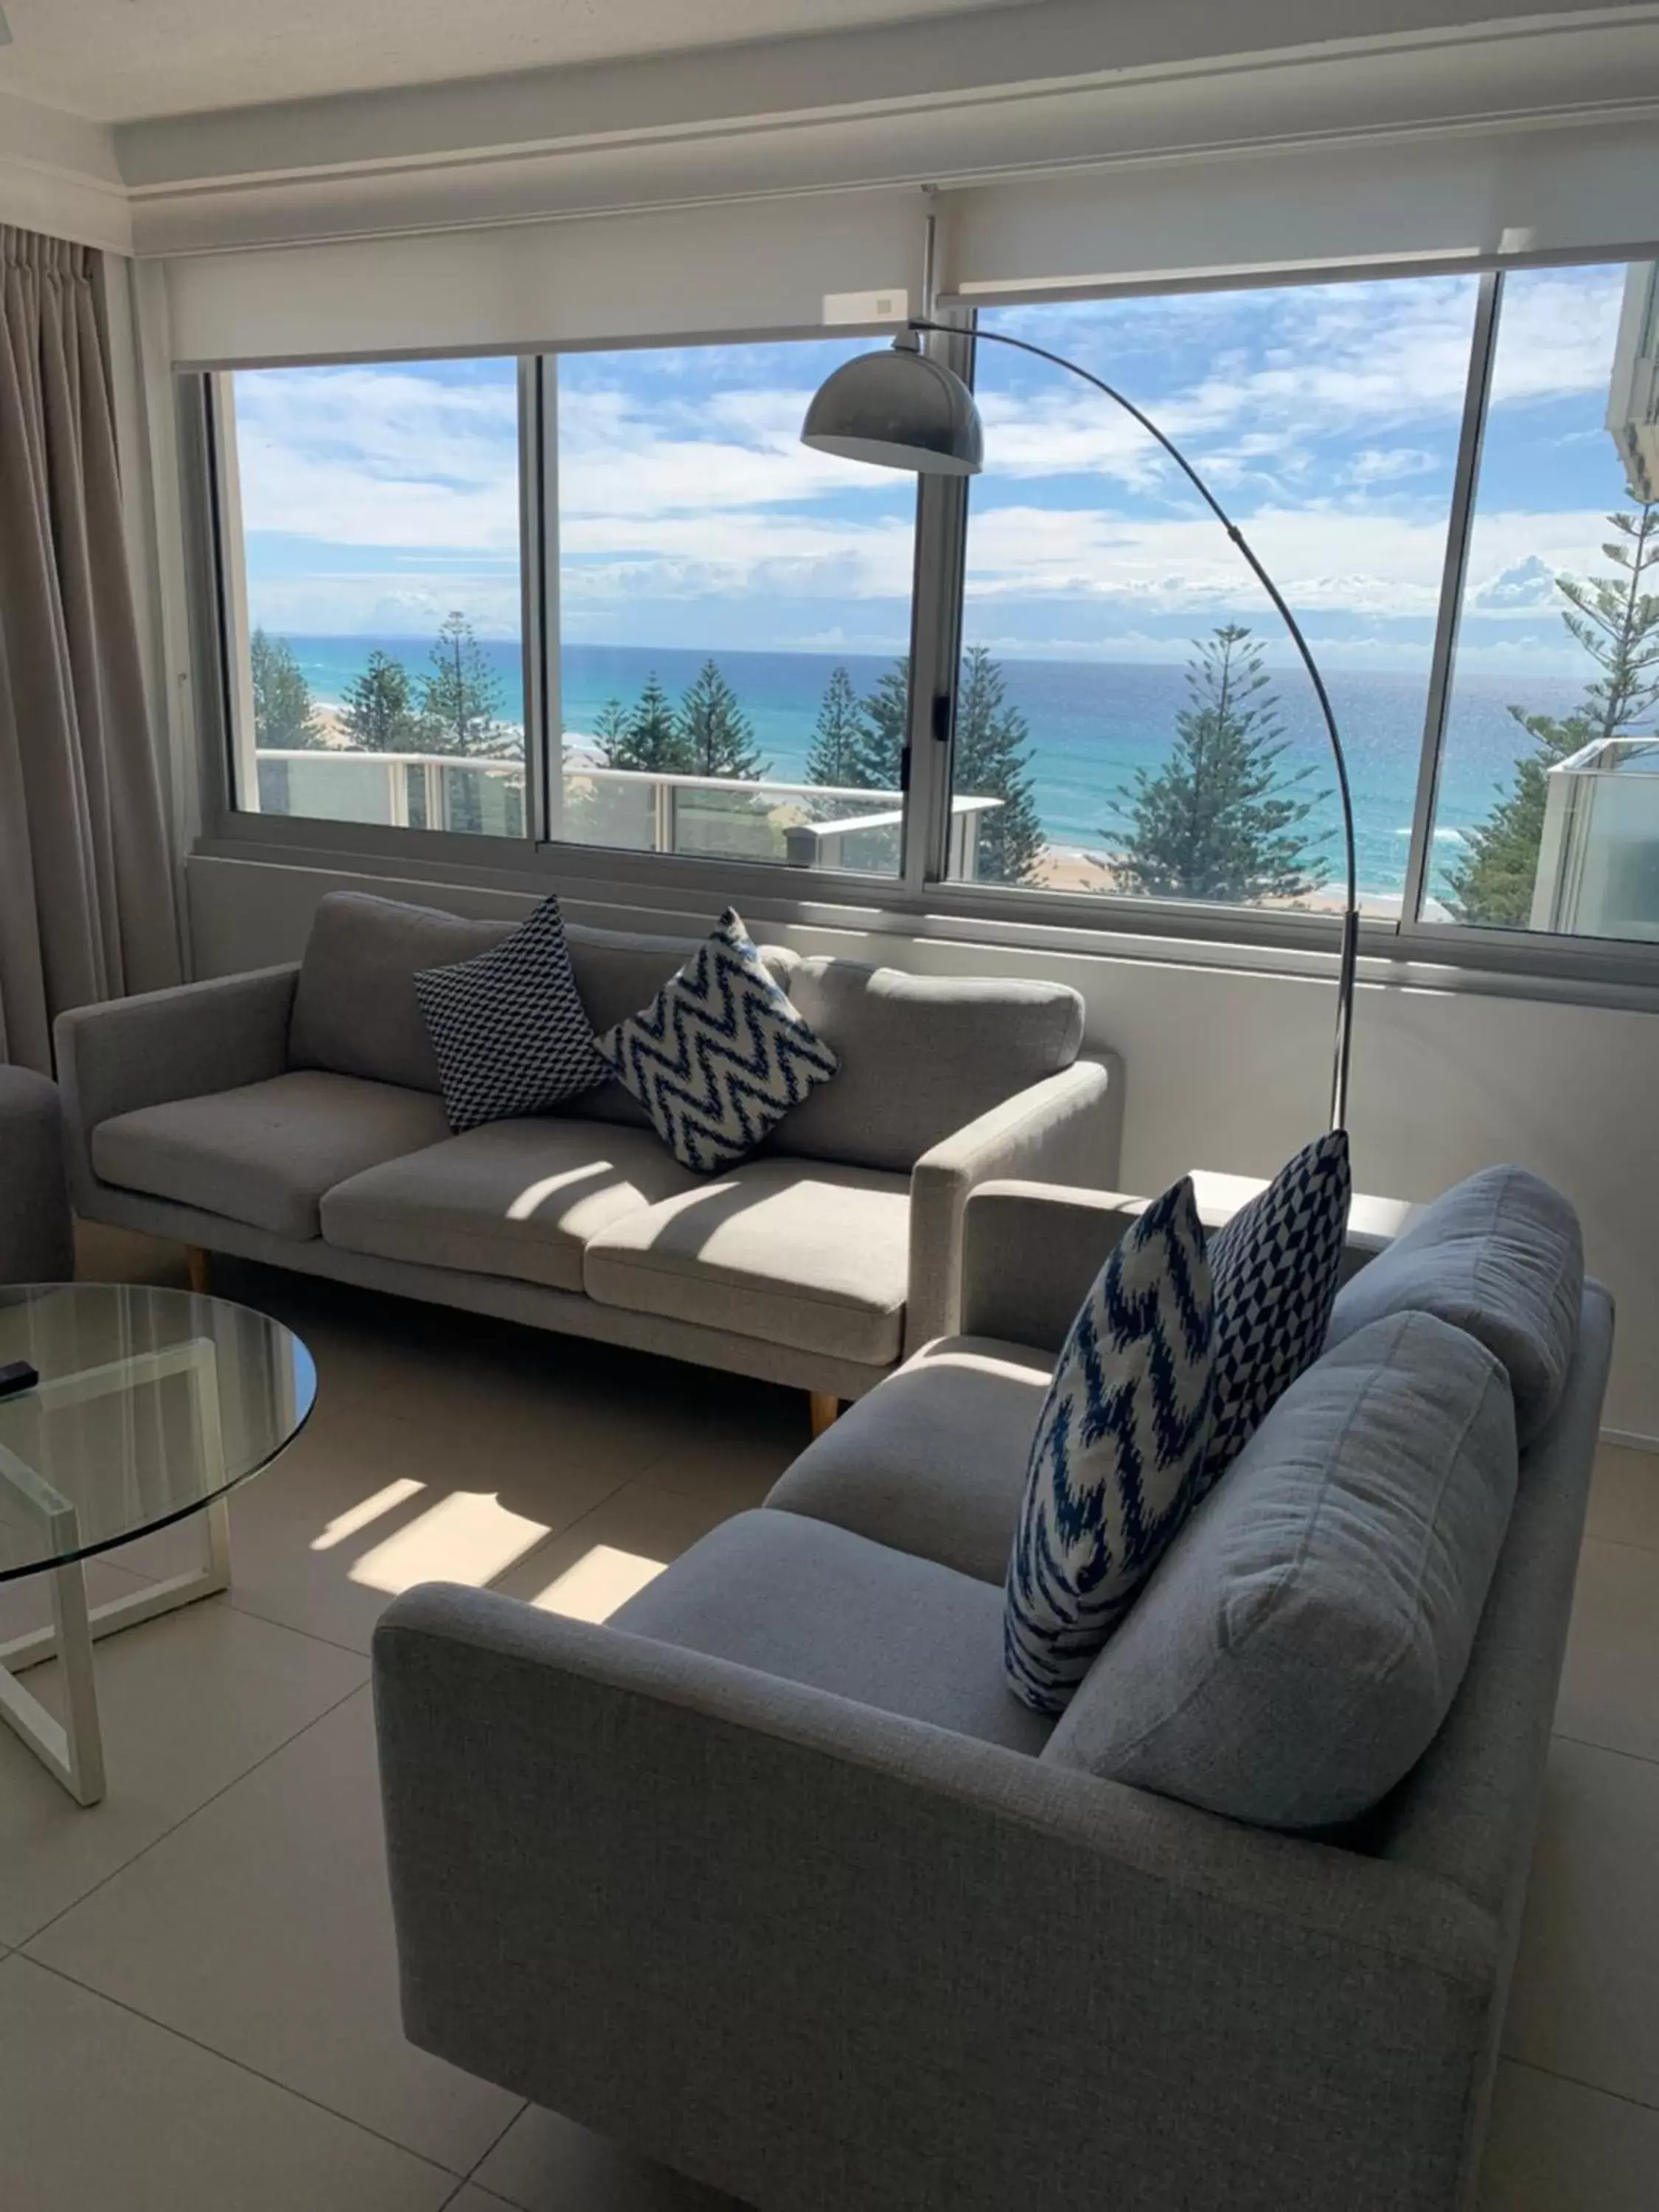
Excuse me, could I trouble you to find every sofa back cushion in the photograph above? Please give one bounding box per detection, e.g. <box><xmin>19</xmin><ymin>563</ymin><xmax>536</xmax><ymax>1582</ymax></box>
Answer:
<box><xmin>1042</xmin><ymin>1310</ymin><xmax>1518</xmax><ymax>1831</ymax></box>
<box><xmin>771</xmin><ymin>959</ymin><xmax>1085</xmax><ymax>1172</ymax></box>
<box><xmin>288</xmin><ymin>893</ymin><xmax>510</xmax><ymax>1093</ymax></box>
<box><xmin>287</xmin><ymin>892</ymin><xmax>799</xmax><ymax>1121</ymax></box>
<box><xmin>1325</xmin><ymin>1164</ymin><xmax>1583</xmax><ymax>1447</ymax></box>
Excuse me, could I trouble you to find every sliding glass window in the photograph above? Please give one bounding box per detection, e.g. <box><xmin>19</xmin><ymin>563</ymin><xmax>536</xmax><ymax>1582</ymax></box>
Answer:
<box><xmin>947</xmin><ymin>278</ymin><xmax>1481</xmax><ymax>911</ymax></box>
<box><xmin>544</xmin><ymin>335</ymin><xmax>917</xmax><ymax>876</ymax></box>
<box><xmin>1425</xmin><ymin>261</ymin><xmax>1659</xmax><ymax>942</ymax></box>
<box><xmin>198</xmin><ymin>262</ymin><xmax>1659</xmax><ymax>969</ymax></box>
<box><xmin>215</xmin><ymin>356</ymin><xmax>526</xmax><ymax>838</ymax></box>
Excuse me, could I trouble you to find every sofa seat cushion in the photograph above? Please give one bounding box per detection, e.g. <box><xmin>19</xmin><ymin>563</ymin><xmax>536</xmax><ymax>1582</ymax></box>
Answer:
<box><xmin>613</xmin><ymin>1509</ymin><xmax>1052</xmax><ymax>1755</ymax></box>
<box><xmin>767</xmin><ymin>1336</ymin><xmax>1052</xmax><ymax>1583</ymax></box>
<box><xmin>91</xmin><ymin>1072</ymin><xmax>452</xmax><ymax>1242</ymax></box>
<box><xmin>1043</xmin><ymin>1310</ymin><xmax>1519</xmax><ymax>1831</ymax></box>
<box><xmin>582</xmin><ymin>1159</ymin><xmax>910</xmax><ymax>1366</ymax></box>
<box><xmin>1326</xmin><ymin>1164</ymin><xmax>1584</xmax><ymax>1447</ymax></box>
<box><xmin>321</xmin><ymin>1118</ymin><xmax>703</xmax><ymax>1292</ymax></box>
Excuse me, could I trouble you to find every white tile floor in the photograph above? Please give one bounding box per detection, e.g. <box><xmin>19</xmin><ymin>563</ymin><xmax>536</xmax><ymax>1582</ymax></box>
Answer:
<box><xmin>2</xmin><ymin>1222</ymin><xmax>1655</xmax><ymax>2211</ymax></box>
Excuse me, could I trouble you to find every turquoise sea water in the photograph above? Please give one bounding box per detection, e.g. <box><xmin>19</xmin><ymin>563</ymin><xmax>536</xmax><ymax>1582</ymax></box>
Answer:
<box><xmin>280</xmin><ymin>633</ymin><xmax>1585</xmax><ymax>901</ymax></box>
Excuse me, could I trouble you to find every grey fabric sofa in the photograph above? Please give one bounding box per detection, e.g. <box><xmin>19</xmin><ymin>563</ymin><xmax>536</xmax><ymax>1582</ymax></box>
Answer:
<box><xmin>373</xmin><ymin>1177</ymin><xmax>1613</xmax><ymax>2212</ymax></box>
<box><xmin>53</xmin><ymin>892</ymin><xmax>1121</xmax><ymax>1411</ymax></box>
<box><xmin>0</xmin><ymin>1064</ymin><xmax>74</xmax><ymax>1284</ymax></box>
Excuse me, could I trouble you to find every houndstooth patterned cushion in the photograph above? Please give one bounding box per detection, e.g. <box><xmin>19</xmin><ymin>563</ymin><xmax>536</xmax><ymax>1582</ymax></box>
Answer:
<box><xmin>414</xmin><ymin>897</ymin><xmax>610</xmax><ymax>1133</ymax></box>
<box><xmin>1203</xmin><ymin>1129</ymin><xmax>1352</xmax><ymax>1486</ymax></box>
<box><xmin>595</xmin><ymin>907</ymin><xmax>838</xmax><ymax>1174</ymax></box>
<box><xmin>1004</xmin><ymin>1177</ymin><xmax>1216</xmax><ymax>1715</ymax></box>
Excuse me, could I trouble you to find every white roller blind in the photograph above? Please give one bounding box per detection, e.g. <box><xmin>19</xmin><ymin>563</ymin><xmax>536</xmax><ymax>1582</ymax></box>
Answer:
<box><xmin>164</xmin><ymin>187</ymin><xmax>922</xmax><ymax>366</ymax></box>
<box><xmin>163</xmin><ymin>107</ymin><xmax>1659</xmax><ymax>368</ymax></box>
<box><xmin>945</xmin><ymin>116</ymin><xmax>1659</xmax><ymax>304</ymax></box>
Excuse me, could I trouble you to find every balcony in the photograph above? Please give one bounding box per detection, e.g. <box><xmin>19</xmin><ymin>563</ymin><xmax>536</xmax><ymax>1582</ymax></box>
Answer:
<box><xmin>1531</xmin><ymin>735</ymin><xmax>1659</xmax><ymax>940</ymax></box>
<box><xmin>252</xmin><ymin>749</ymin><xmax>1003</xmax><ymax>877</ymax></box>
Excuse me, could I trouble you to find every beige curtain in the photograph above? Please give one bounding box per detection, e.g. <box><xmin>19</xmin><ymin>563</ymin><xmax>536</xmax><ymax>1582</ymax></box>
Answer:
<box><xmin>0</xmin><ymin>223</ymin><xmax>179</xmax><ymax>1074</ymax></box>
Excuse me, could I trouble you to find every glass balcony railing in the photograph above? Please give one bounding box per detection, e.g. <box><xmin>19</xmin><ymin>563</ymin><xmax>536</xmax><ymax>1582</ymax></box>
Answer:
<box><xmin>252</xmin><ymin>749</ymin><xmax>1003</xmax><ymax>877</ymax></box>
<box><xmin>1532</xmin><ymin>736</ymin><xmax>1659</xmax><ymax>940</ymax></box>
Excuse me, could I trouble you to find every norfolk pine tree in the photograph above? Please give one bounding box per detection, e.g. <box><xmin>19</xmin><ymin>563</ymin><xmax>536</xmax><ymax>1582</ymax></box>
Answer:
<box><xmin>420</xmin><ymin>611</ymin><xmax>511</xmax><ymax>834</ymax></box>
<box><xmin>1110</xmin><ymin>624</ymin><xmax>1329</xmax><ymax>905</ymax></box>
<box><xmin>339</xmin><ymin>649</ymin><xmax>427</xmax><ymax>752</ymax></box>
<box><xmin>421</xmin><ymin>612</ymin><xmax>509</xmax><ymax>757</ymax></box>
<box><xmin>678</xmin><ymin>660</ymin><xmax>769</xmax><ymax>779</ymax></box>
<box><xmin>1451</xmin><ymin>504</ymin><xmax>1659</xmax><ymax>926</ymax></box>
<box><xmin>589</xmin><ymin>698</ymin><xmax>631</xmax><ymax>760</ymax></box>
<box><xmin>605</xmin><ymin>673</ymin><xmax>697</xmax><ymax>773</ymax></box>
<box><xmin>856</xmin><ymin>658</ymin><xmax>910</xmax><ymax>790</ymax></box>
<box><xmin>249</xmin><ymin>629</ymin><xmax>324</xmax><ymax>749</ymax></box>
<box><xmin>804</xmin><ymin>666</ymin><xmax>865</xmax><ymax>787</ymax></box>
<box><xmin>953</xmin><ymin>644</ymin><xmax>1046</xmax><ymax>886</ymax></box>
<box><xmin>852</xmin><ymin>648</ymin><xmax>1043</xmax><ymax>880</ymax></box>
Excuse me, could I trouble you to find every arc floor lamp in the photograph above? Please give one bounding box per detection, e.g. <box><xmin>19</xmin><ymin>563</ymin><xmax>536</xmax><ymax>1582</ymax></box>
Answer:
<box><xmin>800</xmin><ymin>313</ymin><xmax>1360</xmax><ymax>1133</ymax></box>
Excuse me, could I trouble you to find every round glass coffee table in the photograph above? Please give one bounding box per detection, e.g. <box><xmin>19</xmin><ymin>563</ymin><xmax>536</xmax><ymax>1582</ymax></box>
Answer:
<box><xmin>0</xmin><ymin>1284</ymin><xmax>316</xmax><ymax>1806</ymax></box>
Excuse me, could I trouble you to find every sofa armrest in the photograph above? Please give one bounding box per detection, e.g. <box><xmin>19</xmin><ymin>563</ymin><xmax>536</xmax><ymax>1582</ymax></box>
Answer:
<box><xmin>374</xmin><ymin>1582</ymin><xmax>1498</xmax><ymax>2212</ymax></box>
<box><xmin>54</xmin><ymin>966</ymin><xmax>299</xmax><ymax>1208</ymax></box>
<box><xmin>960</xmin><ymin>1178</ymin><xmax>1144</xmax><ymax>1353</ymax></box>
<box><xmin>905</xmin><ymin>1054</ymin><xmax>1121</xmax><ymax>1355</ymax></box>
<box><xmin>961</xmin><ymin>1174</ymin><xmax>1399</xmax><ymax>1356</ymax></box>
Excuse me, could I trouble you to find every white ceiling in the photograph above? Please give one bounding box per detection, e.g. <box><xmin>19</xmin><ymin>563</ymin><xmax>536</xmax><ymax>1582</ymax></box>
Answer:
<box><xmin>0</xmin><ymin>0</ymin><xmax>1039</xmax><ymax>123</ymax></box>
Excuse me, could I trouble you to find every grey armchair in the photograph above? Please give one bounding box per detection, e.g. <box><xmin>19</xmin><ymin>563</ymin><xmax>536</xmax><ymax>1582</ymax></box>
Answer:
<box><xmin>0</xmin><ymin>1065</ymin><xmax>74</xmax><ymax>1284</ymax></box>
<box><xmin>373</xmin><ymin>1177</ymin><xmax>1613</xmax><ymax>2212</ymax></box>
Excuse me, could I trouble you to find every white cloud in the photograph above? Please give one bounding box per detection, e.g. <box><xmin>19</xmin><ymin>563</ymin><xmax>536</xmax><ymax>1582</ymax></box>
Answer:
<box><xmin>1468</xmin><ymin>553</ymin><xmax>1559</xmax><ymax>611</ymax></box>
<box><xmin>233</xmin><ymin>267</ymin><xmax>1641</xmax><ymax>654</ymax></box>
<box><xmin>236</xmin><ymin>366</ymin><xmax>521</xmax><ymax>550</ymax></box>
<box><xmin>245</xmin><ymin>568</ymin><xmax>521</xmax><ymax>638</ymax></box>
<box><xmin>1487</xmin><ymin>266</ymin><xmax>1627</xmax><ymax>406</ymax></box>
<box><xmin>961</xmin><ymin>501</ymin><xmax>1453</xmax><ymax>617</ymax></box>
<box><xmin>1343</xmin><ymin>448</ymin><xmax>1439</xmax><ymax>486</ymax></box>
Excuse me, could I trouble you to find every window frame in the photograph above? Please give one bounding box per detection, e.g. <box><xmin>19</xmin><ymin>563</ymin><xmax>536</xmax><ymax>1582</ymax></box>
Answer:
<box><xmin>183</xmin><ymin>269</ymin><xmax>1659</xmax><ymax>1001</ymax></box>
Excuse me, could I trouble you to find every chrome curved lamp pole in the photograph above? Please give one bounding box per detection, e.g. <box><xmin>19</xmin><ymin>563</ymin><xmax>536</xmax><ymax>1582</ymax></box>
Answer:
<box><xmin>801</xmin><ymin>320</ymin><xmax>1360</xmax><ymax>1133</ymax></box>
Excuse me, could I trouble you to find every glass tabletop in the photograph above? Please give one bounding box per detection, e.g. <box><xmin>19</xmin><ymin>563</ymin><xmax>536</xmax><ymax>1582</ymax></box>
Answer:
<box><xmin>0</xmin><ymin>1284</ymin><xmax>315</xmax><ymax>1582</ymax></box>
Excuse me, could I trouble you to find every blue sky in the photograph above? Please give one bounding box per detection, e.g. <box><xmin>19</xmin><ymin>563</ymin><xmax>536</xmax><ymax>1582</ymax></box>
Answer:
<box><xmin>233</xmin><ymin>260</ymin><xmax>1639</xmax><ymax>678</ymax></box>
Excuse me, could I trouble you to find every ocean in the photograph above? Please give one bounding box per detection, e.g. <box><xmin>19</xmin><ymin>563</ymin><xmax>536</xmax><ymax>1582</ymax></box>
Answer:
<box><xmin>280</xmin><ymin>633</ymin><xmax>1587</xmax><ymax>902</ymax></box>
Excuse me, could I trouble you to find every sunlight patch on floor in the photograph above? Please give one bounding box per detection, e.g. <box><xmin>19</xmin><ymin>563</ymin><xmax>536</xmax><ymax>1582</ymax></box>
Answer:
<box><xmin>347</xmin><ymin>1492</ymin><xmax>552</xmax><ymax>1595</ymax></box>
<box><xmin>525</xmin><ymin>1543</ymin><xmax>668</xmax><ymax>1622</ymax></box>
<box><xmin>310</xmin><ymin>1478</ymin><xmax>425</xmax><ymax>1552</ymax></box>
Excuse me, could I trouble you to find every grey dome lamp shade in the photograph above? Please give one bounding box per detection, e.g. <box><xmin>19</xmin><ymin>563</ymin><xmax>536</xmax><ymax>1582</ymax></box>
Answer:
<box><xmin>800</xmin><ymin>339</ymin><xmax>984</xmax><ymax>476</ymax></box>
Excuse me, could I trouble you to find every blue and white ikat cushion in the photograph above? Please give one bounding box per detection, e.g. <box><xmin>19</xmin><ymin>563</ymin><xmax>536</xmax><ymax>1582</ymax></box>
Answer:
<box><xmin>595</xmin><ymin>907</ymin><xmax>838</xmax><ymax>1174</ymax></box>
<box><xmin>1005</xmin><ymin>1176</ymin><xmax>1217</xmax><ymax>1714</ymax></box>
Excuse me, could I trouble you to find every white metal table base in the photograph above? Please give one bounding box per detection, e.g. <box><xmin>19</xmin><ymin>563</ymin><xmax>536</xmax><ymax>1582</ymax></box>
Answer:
<box><xmin>0</xmin><ymin>1337</ymin><xmax>230</xmax><ymax>1808</ymax></box>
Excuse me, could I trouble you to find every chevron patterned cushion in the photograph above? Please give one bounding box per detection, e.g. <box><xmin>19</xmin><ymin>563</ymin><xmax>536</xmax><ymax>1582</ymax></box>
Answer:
<box><xmin>1004</xmin><ymin>1177</ymin><xmax>1216</xmax><ymax>1715</ymax></box>
<box><xmin>595</xmin><ymin>908</ymin><xmax>838</xmax><ymax>1174</ymax></box>
<box><xmin>1202</xmin><ymin>1129</ymin><xmax>1352</xmax><ymax>1486</ymax></box>
<box><xmin>414</xmin><ymin>897</ymin><xmax>610</xmax><ymax>1133</ymax></box>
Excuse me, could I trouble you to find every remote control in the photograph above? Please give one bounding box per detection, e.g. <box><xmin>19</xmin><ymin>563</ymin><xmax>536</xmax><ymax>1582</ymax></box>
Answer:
<box><xmin>0</xmin><ymin>1359</ymin><xmax>39</xmax><ymax>1399</ymax></box>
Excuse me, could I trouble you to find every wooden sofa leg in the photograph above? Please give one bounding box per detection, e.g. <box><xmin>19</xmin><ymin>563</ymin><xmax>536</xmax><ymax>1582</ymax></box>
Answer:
<box><xmin>185</xmin><ymin>1245</ymin><xmax>212</xmax><ymax>1295</ymax></box>
<box><xmin>808</xmin><ymin>1392</ymin><xmax>840</xmax><ymax>1439</ymax></box>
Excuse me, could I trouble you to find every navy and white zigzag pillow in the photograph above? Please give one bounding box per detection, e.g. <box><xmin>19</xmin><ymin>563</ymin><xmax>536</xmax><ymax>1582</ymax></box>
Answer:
<box><xmin>1203</xmin><ymin>1129</ymin><xmax>1352</xmax><ymax>1487</ymax></box>
<box><xmin>595</xmin><ymin>908</ymin><xmax>837</xmax><ymax>1173</ymax></box>
<box><xmin>1004</xmin><ymin>1176</ymin><xmax>1215</xmax><ymax>1715</ymax></box>
<box><xmin>414</xmin><ymin>897</ymin><xmax>610</xmax><ymax>1133</ymax></box>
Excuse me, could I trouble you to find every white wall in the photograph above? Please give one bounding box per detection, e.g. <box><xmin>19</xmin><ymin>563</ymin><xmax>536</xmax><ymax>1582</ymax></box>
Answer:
<box><xmin>0</xmin><ymin>86</ymin><xmax>129</xmax><ymax>253</ymax></box>
<box><xmin>186</xmin><ymin>852</ymin><xmax>1659</xmax><ymax>1444</ymax></box>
